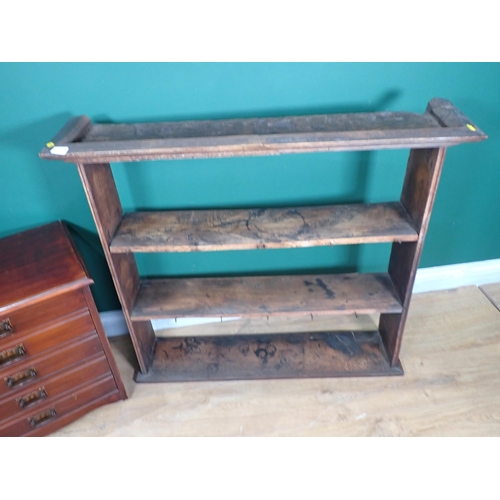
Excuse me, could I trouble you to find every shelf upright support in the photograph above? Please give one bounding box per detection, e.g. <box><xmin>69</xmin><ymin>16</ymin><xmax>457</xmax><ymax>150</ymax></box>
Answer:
<box><xmin>76</xmin><ymin>162</ymin><xmax>156</xmax><ymax>373</ymax></box>
<box><xmin>379</xmin><ymin>147</ymin><xmax>447</xmax><ymax>366</ymax></box>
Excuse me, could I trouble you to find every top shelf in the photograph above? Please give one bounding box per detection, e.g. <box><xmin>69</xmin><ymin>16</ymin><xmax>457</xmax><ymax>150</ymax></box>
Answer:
<box><xmin>39</xmin><ymin>99</ymin><xmax>487</xmax><ymax>164</ymax></box>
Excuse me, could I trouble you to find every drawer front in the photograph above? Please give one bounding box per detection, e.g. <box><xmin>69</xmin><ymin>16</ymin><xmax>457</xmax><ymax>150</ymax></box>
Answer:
<box><xmin>0</xmin><ymin>291</ymin><xmax>87</xmax><ymax>347</ymax></box>
<box><xmin>0</xmin><ymin>375</ymin><xmax>118</xmax><ymax>437</ymax></box>
<box><xmin>0</xmin><ymin>312</ymin><xmax>95</xmax><ymax>374</ymax></box>
<box><xmin>0</xmin><ymin>333</ymin><xmax>103</xmax><ymax>398</ymax></box>
<box><xmin>0</xmin><ymin>354</ymin><xmax>112</xmax><ymax>421</ymax></box>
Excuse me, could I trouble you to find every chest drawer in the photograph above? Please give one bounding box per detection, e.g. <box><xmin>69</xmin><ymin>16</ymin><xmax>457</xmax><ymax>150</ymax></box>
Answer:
<box><xmin>0</xmin><ymin>291</ymin><xmax>87</xmax><ymax>347</ymax></box>
<box><xmin>0</xmin><ymin>311</ymin><xmax>95</xmax><ymax>373</ymax></box>
<box><xmin>0</xmin><ymin>333</ymin><xmax>103</xmax><ymax>398</ymax></box>
<box><xmin>0</xmin><ymin>222</ymin><xmax>127</xmax><ymax>435</ymax></box>
<box><xmin>0</xmin><ymin>354</ymin><xmax>112</xmax><ymax>421</ymax></box>
<box><xmin>0</xmin><ymin>375</ymin><xmax>119</xmax><ymax>437</ymax></box>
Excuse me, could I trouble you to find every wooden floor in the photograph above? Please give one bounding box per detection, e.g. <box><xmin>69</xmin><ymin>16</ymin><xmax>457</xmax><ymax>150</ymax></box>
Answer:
<box><xmin>51</xmin><ymin>284</ymin><xmax>500</xmax><ymax>436</ymax></box>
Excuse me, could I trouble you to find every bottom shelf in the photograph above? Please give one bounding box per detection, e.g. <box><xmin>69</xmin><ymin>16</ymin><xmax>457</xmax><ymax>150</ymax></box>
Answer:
<box><xmin>135</xmin><ymin>330</ymin><xmax>403</xmax><ymax>383</ymax></box>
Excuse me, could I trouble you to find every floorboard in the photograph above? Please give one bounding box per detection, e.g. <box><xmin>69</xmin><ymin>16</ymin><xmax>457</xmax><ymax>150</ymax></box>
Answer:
<box><xmin>480</xmin><ymin>283</ymin><xmax>500</xmax><ymax>311</ymax></box>
<box><xmin>51</xmin><ymin>285</ymin><xmax>500</xmax><ymax>436</ymax></box>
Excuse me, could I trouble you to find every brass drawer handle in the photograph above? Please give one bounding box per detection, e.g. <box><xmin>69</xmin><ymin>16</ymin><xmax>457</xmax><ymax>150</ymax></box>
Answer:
<box><xmin>18</xmin><ymin>387</ymin><xmax>48</xmax><ymax>409</ymax></box>
<box><xmin>0</xmin><ymin>318</ymin><xmax>15</xmax><ymax>339</ymax></box>
<box><xmin>30</xmin><ymin>408</ymin><xmax>57</xmax><ymax>428</ymax></box>
<box><xmin>5</xmin><ymin>367</ymin><xmax>37</xmax><ymax>388</ymax></box>
<box><xmin>0</xmin><ymin>344</ymin><xmax>26</xmax><ymax>366</ymax></box>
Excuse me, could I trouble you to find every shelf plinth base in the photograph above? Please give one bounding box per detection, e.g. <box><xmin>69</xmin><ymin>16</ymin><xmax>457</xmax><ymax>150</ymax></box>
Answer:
<box><xmin>135</xmin><ymin>330</ymin><xmax>403</xmax><ymax>383</ymax></box>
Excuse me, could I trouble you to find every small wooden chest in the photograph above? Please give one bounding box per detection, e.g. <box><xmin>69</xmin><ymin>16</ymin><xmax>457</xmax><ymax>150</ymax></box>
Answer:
<box><xmin>0</xmin><ymin>221</ymin><xmax>126</xmax><ymax>436</ymax></box>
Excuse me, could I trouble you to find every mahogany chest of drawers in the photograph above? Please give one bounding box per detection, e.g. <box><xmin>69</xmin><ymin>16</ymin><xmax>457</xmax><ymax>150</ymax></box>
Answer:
<box><xmin>0</xmin><ymin>221</ymin><xmax>126</xmax><ymax>436</ymax></box>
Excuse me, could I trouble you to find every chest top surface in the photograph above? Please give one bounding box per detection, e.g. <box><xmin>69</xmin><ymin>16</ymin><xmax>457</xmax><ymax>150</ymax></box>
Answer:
<box><xmin>0</xmin><ymin>222</ymin><xmax>92</xmax><ymax>313</ymax></box>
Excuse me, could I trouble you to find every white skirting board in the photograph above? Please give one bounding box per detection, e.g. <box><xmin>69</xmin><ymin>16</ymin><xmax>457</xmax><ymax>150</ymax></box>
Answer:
<box><xmin>99</xmin><ymin>259</ymin><xmax>500</xmax><ymax>337</ymax></box>
<box><xmin>411</xmin><ymin>258</ymin><xmax>500</xmax><ymax>294</ymax></box>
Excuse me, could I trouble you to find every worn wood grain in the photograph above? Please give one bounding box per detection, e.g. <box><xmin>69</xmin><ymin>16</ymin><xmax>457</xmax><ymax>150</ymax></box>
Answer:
<box><xmin>379</xmin><ymin>148</ymin><xmax>446</xmax><ymax>366</ymax></box>
<box><xmin>84</xmin><ymin>111</ymin><xmax>442</xmax><ymax>141</ymax></box>
<box><xmin>426</xmin><ymin>98</ymin><xmax>485</xmax><ymax>133</ymax></box>
<box><xmin>39</xmin><ymin>127</ymin><xmax>484</xmax><ymax>164</ymax></box>
<box><xmin>38</xmin><ymin>100</ymin><xmax>487</xmax><ymax>164</ymax></box>
<box><xmin>50</xmin><ymin>286</ymin><xmax>500</xmax><ymax>436</ymax></box>
<box><xmin>132</xmin><ymin>273</ymin><xmax>402</xmax><ymax>320</ymax></box>
<box><xmin>41</xmin><ymin>115</ymin><xmax>91</xmax><ymax>150</ymax></box>
<box><xmin>136</xmin><ymin>331</ymin><xmax>402</xmax><ymax>383</ymax></box>
<box><xmin>110</xmin><ymin>202</ymin><xmax>418</xmax><ymax>253</ymax></box>
<box><xmin>76</xmin><ymin>163</ymin><xmax>122</xmax><ymax>246</ymax></box>
<box><xmin>77</xmin><ymin>163</ymin><xmax>155</xmax><ymax>374</ymax></box>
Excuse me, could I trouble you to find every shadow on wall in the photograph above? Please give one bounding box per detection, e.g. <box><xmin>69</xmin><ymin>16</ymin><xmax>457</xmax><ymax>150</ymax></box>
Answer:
<box><xmin>0</xmin><ymin>114</ymin><xmax>121</xmax><ymax>311</ymax></box>
<box><xmin>92</xmin><ymin>89</ymin><xmax>403</xmax><ymax>123</ymax></box>
<box><xmin>0</xmin><ymin>113</ymin><xmax>77</xmax><ymax>233</ymax></box>
<box><xmin>65</xmin><ymin>223</ymin><xmax>121</xmax><ymax>312</ymax></box>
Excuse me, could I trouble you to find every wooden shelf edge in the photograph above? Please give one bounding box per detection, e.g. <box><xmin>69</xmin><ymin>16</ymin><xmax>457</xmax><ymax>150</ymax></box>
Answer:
<box><xmin>38</xmin><ymin>99</ymin><xmax>487</xmax><ymax>163</ymax></box>
<box><xmin>135</xmin><ymin>331</ymin><xmax>404</xmax><ymax>383</ymax></box>
<box><xmin>131</xmin><ymin>272</ymin><xmax>403</xmax><ymax>320</ymax></box>
<box><xmin>110</xmin><ymin>202</ymin><xmax>419</xmax><ymax>254</ymax></box>
<box><xmin>39</xmin><ymin>131</ymin><xmax>485</xmax><ymax>164</ymax></box>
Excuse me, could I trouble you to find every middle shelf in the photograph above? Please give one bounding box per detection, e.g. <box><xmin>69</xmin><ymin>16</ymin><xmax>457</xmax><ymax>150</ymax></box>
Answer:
<box><xmin>131</xmin><ymin>272</ymin><xmax>403</xmax><ymax>320</ymax></box>
<box><xmin>109</xmin><ymin>202</ymin><xmax>411</xmax><ymax>323</ymax></box>
<box><xmin>110</xmin><ymin>202</ymin><xmax>418</xmax><ymax>253</ymax></box>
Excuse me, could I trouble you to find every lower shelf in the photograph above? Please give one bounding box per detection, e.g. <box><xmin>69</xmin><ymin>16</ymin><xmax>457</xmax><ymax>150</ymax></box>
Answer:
<box><xmin>135</xmin><ymin>330</ymin><xmax>403</xmax><ymax>383</ymax></box>
<box><xmin>131</xmin><ymin>272</ymin><xmax>403</xmax><ymax>319</ymax></box>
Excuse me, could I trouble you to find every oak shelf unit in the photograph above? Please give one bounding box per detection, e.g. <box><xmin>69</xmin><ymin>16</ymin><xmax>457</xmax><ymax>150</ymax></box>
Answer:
<box><xmin>40</xmin><ymin>98</ymin><xmax>486</xmax><ymax>383</ymax></box>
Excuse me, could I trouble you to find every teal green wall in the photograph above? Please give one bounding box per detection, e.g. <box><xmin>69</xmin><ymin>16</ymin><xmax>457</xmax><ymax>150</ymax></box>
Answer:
<box><xmin>1</xmin><ymin>63</ymin><xmax>498</xmax><ymax>311</ymax></box>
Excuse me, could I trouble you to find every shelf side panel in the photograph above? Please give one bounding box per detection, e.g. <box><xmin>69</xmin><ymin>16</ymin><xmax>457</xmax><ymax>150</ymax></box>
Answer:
<box><xmin>110</xmin><ymin>202</ymin><xmax>418</xmax><ymax>253</ymax></box>
<box><xmin>379</xmin><ymin>148</ymin><xmax>447</xmax><ymax>365</ymax></box>
<box><xmin>77</xmin><ymin>163</ymin><xmax>155</xmax><ymax>374</ymax></box>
